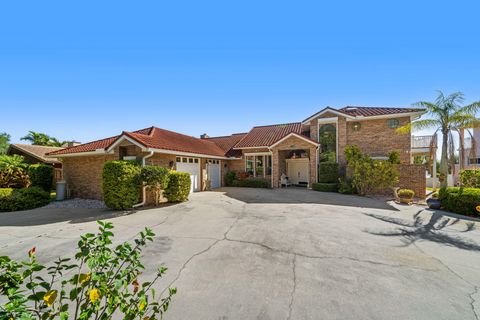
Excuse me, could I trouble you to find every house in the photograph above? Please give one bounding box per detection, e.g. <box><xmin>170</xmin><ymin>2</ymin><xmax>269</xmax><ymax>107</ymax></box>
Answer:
<box><xmin>47</xmin><ymin>106</ymin><xmax>429</xmax><ymax>200</ymax></box>
<box><xmin>7</xmin><ymin>144</ymin><xmax>64</xmax><ymax>182</ymax></box>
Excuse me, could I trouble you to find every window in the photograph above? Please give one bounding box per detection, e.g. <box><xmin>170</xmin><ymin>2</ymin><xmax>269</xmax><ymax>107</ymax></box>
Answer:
<box><xmin>246</xmin><ymin>156</ymin><xmax>254</xmax><ymax>175</ymax></box>
<box><xmin>177</xmin><ymin>157</ymin><xmax>199</xmax><ymax>163</ymax></box>
<box><xmin>266</xmin><ymin>155</ymin><xmax>272</xmax><ymax>175</ymax></box>
<box><xmin>388</xmin><ymin>118</ymin><xmax>400</xmax><ymax>129</ymax></box>
<box><xmin>255</xmin><ymin>156</ymin><xmax>264</xmax><ymax>176</ymax></box>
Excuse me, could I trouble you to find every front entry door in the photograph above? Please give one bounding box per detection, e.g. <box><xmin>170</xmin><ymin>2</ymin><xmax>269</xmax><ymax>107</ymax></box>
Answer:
<box><xmin>286</xmin><ymin>159</ymin><xmax>309</xmax><ymax>185</ymax></box>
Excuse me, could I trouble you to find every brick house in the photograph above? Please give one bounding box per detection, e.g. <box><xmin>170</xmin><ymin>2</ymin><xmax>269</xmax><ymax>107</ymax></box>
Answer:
<box><xmin>47</xmin><ymin>106</ymin><xmax>430</xmax><ymax>201</ymax></box>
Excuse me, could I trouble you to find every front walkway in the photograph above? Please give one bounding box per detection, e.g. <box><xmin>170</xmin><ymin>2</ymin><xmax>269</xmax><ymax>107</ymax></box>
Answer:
<box><xmin>1</xmin><ymin>188</ymin><xmax>479</xmax><ymax>319</ymax></box>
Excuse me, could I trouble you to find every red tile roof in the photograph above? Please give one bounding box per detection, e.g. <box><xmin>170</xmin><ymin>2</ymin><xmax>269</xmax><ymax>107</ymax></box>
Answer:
<box><xmin>205</xmin><ymin>133</ymin><xmax>248</xmax><ymax>157</ymax></box>
<box><xmin>337</xmin><ymin>106</ymin><xmax>425</xmax><ymax>117</ymax></box>
<box><xmin>234</xmin><ymin>122</ymin><xmax>311</xmax><ymax>149</ymax></box>
<box><xmin>48</xmin><ymin>126</ymin><xmax>227</xmax><ymax>157</ymax></box>
<box><xmin>8</xmin><ymin>144</ymin><xmax>62</xmax><ymax>163</ymax></box>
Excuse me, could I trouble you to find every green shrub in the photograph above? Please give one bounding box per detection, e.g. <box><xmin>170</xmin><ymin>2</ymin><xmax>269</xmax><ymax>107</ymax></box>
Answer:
<box><xmin>0</xmin><ymin>154</ymin><xmax>30</xmax><ymax>188</ymax></box>
<box><xmin>231</xmin><ymin>179</ymin><xmax>269</xmax><ymax>188</ymax></box>
<box><xmin>140</xmin><ymin>166</ymin><xmax>170</xmax><ymax>206</ymax></box>
<box><xmin>27</xmin><ymin>164</ymin><xmax>53</xmax><ymax>191</ymax></box>
<box><xmin>0</xmin><ymin>222</ymin><xmax>176</xmax><ymax>320</ymax></box>
<box><xmin>344</xmin><ymin>145</ymin><xmax>399</xmax><ymax>196</ymax></box>
<box><xmin>338</xmin><ymin>177</ymin><xmax>354</xmax><ymax>194</ymax></box>
<box><xmin>387</xmin><ymin>151</ymin><xmax>401</xmax><ymax>164</ymax></box>
<box><xmin>164</xmin><ymin>171</ymin><xmax>191</xmax><ymax>202</ymax></box>
<box><xmin>312</xmin><ymin>182</ymin><xmax>338</xmax><ymax>192</ymax></box>
<box><xmin>225</xmin><ymin>171</ymin><xmax>236</xmax><ymax>186</ymax></box>
<box><xmin>318</xmin><ymin>162</ymin><xmax>339</xmax><ymax>183</ymax></box>
<box><xmin>459</xmin><ymin>169</ymin><xmax>480</xmax><ymax>188</ymax></box>
<box><xmin>0</xmin><ymin>187</ymin><xmax>50</xmax><ymax>212</ymax></box>
<box><xmin>319</xmin><ymin>151</ymin><xmax>336</xmax><ymax>163</ymax></box>
<box><xmin>438</xmin><ymin>187</ymin><xmax>480</xmax><ymax>216</ymax></box>
<box><xmin>102</xmin><ymin>161</ymin><xmax>142</xmax><ymax>210</ymax></box>
<box><xmin>398</xmin><ymin>188</ymin><xmax>415</xmax><ymax>198</ymax></box>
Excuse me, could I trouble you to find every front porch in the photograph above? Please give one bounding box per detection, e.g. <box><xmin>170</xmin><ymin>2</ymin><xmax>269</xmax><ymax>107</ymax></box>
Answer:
<box><xmin>270</xmin><ymin>134</ymin><xmax>319</xmax><ymax>188</ymax></box>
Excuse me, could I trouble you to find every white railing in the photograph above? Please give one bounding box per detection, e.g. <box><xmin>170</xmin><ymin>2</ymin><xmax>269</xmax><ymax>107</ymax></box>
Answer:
<box><xmin>411</xmin><ymin>135</ymin><xmax>436</xmax><ymax>148</ymax></box>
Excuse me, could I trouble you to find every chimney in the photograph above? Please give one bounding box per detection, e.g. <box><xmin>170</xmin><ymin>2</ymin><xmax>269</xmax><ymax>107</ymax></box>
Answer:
<box><xmin>64</xmin><ymin>141</ymin><xmax>82</xmax><ymax>147</ymax></box>
<box><xmin>200</xmin><ymin>133</ymin><xmax>210</xmax><ymax>139</ymax></box>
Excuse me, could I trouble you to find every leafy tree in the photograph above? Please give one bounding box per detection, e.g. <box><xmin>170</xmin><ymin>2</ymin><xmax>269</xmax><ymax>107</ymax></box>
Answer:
<box><xmin>398</xmin><ymin>91</ymin><xmax>480</xmax><ymax>188</ymax></box>
<box><xmin>21</xmin><ymin>131</ymin><xmax>66</xmax><ymax>147</ymax></box>
<box><xmin>0</xmin><ymin>132</ymin><xmax>10</xmax><ymax>154</ymax></box>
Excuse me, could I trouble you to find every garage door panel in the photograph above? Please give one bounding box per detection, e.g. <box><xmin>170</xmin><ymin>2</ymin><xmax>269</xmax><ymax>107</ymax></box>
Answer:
<box><xmin>176</xmin><ymin>157</ymin><xmax>200</xmax><ymax>193</ymax></box>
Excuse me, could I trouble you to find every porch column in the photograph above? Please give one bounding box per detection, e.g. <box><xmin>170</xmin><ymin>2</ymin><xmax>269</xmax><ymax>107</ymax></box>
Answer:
<box><xmin>309</xmin><ymin>146</ymin><xmax>318</xmax><ymax>187</ymax></box>
<box><xmin>432</xmin><ymin>152</ymin><xmax>437</xmax><ymax>188</ymax></box>
<box><xmin>272</xmin><ymin>149</ymin><xmax>280</xmax><ymax>188</ymax></box>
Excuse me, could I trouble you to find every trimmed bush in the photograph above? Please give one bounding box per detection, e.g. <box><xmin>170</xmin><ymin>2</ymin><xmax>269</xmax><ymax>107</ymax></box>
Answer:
<box><xmin>28</xmin><ymin>164</ymin><xmax>53</xmax><ymax>191</ymax></box>
<box><xmin>140</xmin><ymin>166</ymin><xmax>170</xmax><ymax>206</ymax></box>
<box><xmin>231</xmin><ymin>179</ymin><xmax>270</xmax><ymax>188</ymax></box>
<box><xmin>398</xmin><ymin>189</ymin><xmax>415</xmax><ymax>198</ymax></box>
<box><xmin>0</xmin><ymin>187</ymin><xmax>50</xmax><ymax>212</ymax></box>
<box><xmin>338</xmin><ymin>177</ymin><xmax>354</xmax><ymax>194</ymax></box>
<box><xmin>102</xmin><ymin>161</ymin><xmax>142</xmax><ymax>210</ymax></box>
<box><xmin>438</xmin><ymin>187</ymin><xmax>480</xmax><ymax>216</ymax></box>
<box><xmin>164</xmin><ymin>171</ymin><xmax>191</xmax><ymax>202</ymax></box>
<box><xmin>318</xmin><ymin>162</ymin><xmax>339</xmax><ymax>183</ymax></box>
<box><xmin>225</xmin><ymin>171</ymin><xmax>236</xmax><ymax>186</ymax></box>
<box><xmin>312</xmin><ymin>182</ymin><xmax>338</xmax><ymax>192</ymax></box>
<box><xmin>459</xmin><ymin>169</ymin><xmax>480</xmax><ymax>188</ymax></box>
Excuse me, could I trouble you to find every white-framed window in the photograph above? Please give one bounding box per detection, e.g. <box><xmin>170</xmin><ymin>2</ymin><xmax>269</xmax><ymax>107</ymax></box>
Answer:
<box><xmin>245</xmin><ymin>153</ymin><xmax>272</xmax><ymax>178</ymax></box>
<box><xmin>176</xmin><ymin>157</ymin><xmax>199</xmax><ymax>163</ymax></box>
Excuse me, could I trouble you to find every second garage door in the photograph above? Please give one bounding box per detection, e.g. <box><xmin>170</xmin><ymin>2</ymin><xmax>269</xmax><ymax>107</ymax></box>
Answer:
<box><xmin>207</xmin><ymin>159</ymin><xmax>221</xmax><ymax>189</ymax></box>
<box><xmin>176</xmin><ymin>157</ymin><xmax>200</xmax><ymax>193</ymax></box>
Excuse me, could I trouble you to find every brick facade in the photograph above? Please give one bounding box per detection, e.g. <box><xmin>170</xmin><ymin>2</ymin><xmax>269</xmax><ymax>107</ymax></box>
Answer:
<box><xmin>396</xmin><ymin>164</ymin><xmax>426</xmax><ymax>199</ymax></box>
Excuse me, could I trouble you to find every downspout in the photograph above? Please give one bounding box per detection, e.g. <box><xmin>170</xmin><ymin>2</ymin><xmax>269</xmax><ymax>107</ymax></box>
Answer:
<box><xmin>133</xmin><ymin>151</ymin><xmax>155</xmax><ymax>209</ymax></box>
<box><xmin>268</xmin><ymin>148</ymin><xmax>274</xmax><ymax>188</ymax></box>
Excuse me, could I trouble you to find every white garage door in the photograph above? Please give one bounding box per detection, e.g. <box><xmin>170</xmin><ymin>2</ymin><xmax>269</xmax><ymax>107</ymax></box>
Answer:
<box><xmin>176</xmin><ymin>157</ymin><xmax>200</xmax><ymax>193</ymax></box>
<box><xmin>207</xmin><ymin>159</ymin><xmax>221</xmax><ymax>189</ymax></box>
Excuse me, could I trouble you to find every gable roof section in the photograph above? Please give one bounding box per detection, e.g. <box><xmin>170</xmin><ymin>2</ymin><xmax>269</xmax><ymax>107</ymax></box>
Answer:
<box><xmin>302</xmin><ymin>106</ymin><xmax>425</xmax><ymax>124</ymax></box>
<box><xmin>204</xmin><ymin>133</ymin><xmax>248</xmax><ymax>158</ymax></box>
<box><xmin>48</xmin><ymin>126</ymin><xmax>227</xmax><ymax>158</ymax></box>
<box><xmin>8</xmin><ymin>144</ymin><xmax>62</xmax><ymax>163</ymax></box>
<box><xmin>269</xmin><ymin>132</ymin><xmax>319</xmax><ymax>148</ymax></box>
<box><xmin>233</xmin><ymin>122</ymin><xmax>307</xmax><ymax>149</ymax></box>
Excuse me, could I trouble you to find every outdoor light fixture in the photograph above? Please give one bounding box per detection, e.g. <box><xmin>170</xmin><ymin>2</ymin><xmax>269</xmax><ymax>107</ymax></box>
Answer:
<box><xmin>352</xmin><ymin>122</ymin><xmax>361</xmax><ymax>131</ymax></box>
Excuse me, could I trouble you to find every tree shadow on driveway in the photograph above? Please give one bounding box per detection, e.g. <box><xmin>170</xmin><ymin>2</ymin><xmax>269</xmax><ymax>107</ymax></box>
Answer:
<box><xmin>363</xmin><ymin>210</ymin><xmax>480</xmax><ymax>251</ymax></box>
<box><xmin>217</xmin><ymin>187</ymin><xmax>399</xmax><ymax>211</ymax></box>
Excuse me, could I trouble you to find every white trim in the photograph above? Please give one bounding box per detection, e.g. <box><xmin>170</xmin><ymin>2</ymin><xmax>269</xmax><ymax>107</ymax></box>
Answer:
<box><xmin>106</xmin><ymin>135</ymin><xmax>148</xmax><ymax>152</ymax></box>
<box><xmin>269</xmin><ymin>133</ymin><xmax>319</xmax><ymax>148</ymax></box>
<box><xmin>232</xmin><ymin>146</ymin><xmax>270</xmax><ymax>150</ymax></box>
<box><xmin>344</xmin><ymin>112</ymin><xmax>425</xmax><ymax>121</ymax></box>
<box><xmin>48</xmin><ymin>149</ymin><xmax>112</xmax><ymax>158</ymax></box>
<box><xmin>317</xmin><ymin>117</ymin><xmax>338</xmax><ymax>124</ymax></box>
<box><xmin>244</xmin><ymin>152</ymin><xmax>272</xmax><ymax>156</ymax></box>
<box><xmin>302</xmin><ymin>107</ymin><xmax>355</xmax><ymax>124</ymax></box>
<box><xmin>147</xmin><ymin>148</ymin><xmax>230</xmax><ymax>160</ymax></box>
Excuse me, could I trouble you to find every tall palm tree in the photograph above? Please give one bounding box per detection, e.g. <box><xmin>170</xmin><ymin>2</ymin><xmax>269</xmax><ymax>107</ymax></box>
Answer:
<box><xmin>399</xmin><ymin>91</ymin><xmax>480</xmax><ymax>188</ymax></box>
<box><xmin>21</xmin><ymin>131</ymin><xmax>65</xmax><ymax>147</ymax></box>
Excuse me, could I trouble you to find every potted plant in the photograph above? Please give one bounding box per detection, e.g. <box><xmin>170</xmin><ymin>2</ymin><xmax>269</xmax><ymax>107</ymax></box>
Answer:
<box><xmin>397</xmin><ymin>189</ymin><xmax>415</xmax><ymax>204</ymax></box>
<box><xmin>426</xmin><ymin>192</ymin><xmax>441</xmax><ymax>209</ymax></box>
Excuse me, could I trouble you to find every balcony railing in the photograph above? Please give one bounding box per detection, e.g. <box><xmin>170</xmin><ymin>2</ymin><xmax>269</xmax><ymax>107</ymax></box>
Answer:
<box><xmin>411</xmin><ymin>135</ymin><xmax>437</xmax><ymax>149</ymax></box>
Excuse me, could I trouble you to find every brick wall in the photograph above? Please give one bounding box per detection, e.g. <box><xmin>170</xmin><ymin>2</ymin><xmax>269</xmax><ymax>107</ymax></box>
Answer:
<box><xmin>346</xmin><ymin>117</ymin><xmax>411</xmax><ymax>164</ymax></box>
<box><xmin>396</xmin><ymin>164</ymin><xmax>426</xmax><ymax>199</ymax></box>
<box><xmin>62</xmin><ymin>155</ymin><xmax>115</xmax><ymax>200</ymax></box>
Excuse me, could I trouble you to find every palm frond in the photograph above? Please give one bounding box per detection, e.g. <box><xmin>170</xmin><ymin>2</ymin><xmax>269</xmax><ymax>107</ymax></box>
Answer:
<box><xmin>457</xmin><ymin>101</ymin><xmax>480</xmax><ymax>115</ymax></box>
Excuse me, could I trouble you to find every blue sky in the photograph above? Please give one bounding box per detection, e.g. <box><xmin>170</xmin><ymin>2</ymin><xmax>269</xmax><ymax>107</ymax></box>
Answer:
<box><xmin>1</xmin><ymin>0</ymin><xmax>479</xmax><ymax>143</ymax></box>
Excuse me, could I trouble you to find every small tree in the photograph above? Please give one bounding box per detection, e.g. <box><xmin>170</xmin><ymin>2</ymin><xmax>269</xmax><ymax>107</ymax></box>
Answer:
<box><xmin>140</xmin><ymin>166</ymin><xmax>170</xmax><ymax>206</ymax></box>
<box><xmin>0</xmin><ymin>221</ymin><xmax>176</xmax><ymax>319</ymax></box>
<box><xmin>0</xmin><ymin>132</ymin><xmax>10</xmax><ymax>154</ymax></box>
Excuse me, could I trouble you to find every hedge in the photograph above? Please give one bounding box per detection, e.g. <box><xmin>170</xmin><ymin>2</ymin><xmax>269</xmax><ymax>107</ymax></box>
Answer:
<box><xmin>231</xmin><ymin>179</ymin><xmax>270</xmax><ymax>188</ymax></box>
<box><xmin>28</xmin><ymin>164</ymin><xmax>53</xmax><ymax>191</ymax></box>
<box><xmin>459</xmin><ymin>169</ymin><xmax>480</xmax><ymax>188</ymax></box>
<box><xmin>102</xmin><ymin>161</ymin><xmax>142</xmax><ymax>210</ymax></box>
<box><xmin>438</xmin><ymin>187</ymin><xmax>480</xmax><ymax>216</ymax></box>
<box><xmin>312</xmin><ymin>182</ymin><xmax>338</xmax><ymax>192</ymax></box>
<box><xmin>318</xmin><ymin>162</ymin><xmax>339</xmax><ymax>183</ymax></box>
<box><xmin>164</xmin><ymin>171</ymin><xmax>191</xmax><ymax>202</ymax></box>
<box><xmin>225</xmin><ymin>171</ymin><xmax>236</xmax><ymax>186</ymax></box>
<box><xmin>0</xmin><ymin>187</ymin><xmax>51</xmax><ymax>212</ymax></box>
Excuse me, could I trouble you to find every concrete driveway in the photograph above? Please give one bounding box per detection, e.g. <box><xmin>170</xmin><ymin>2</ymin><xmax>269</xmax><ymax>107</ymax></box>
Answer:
<box><xmin>1</xmin><ymin>188</ymin><xmax>480</xmax><ymax>320</ymax></box>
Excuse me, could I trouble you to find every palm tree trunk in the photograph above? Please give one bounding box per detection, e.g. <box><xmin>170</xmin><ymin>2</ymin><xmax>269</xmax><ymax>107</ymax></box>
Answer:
<box><xmin>440</xmin><ymin>130</ymin><xmax>449</xmax><ymax>188</ymax></box>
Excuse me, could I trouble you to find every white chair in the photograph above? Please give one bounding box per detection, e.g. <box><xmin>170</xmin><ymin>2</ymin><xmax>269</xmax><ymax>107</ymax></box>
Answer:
<box><xmin>280</xmin><ymin>173</ymin><xmax>292</xmax><ymax>188</ymax></box>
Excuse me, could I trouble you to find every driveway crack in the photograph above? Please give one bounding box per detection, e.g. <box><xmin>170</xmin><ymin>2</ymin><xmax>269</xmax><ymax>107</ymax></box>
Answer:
<box><xmin>287</xmin><ymin>254</ymin><xmax>297</xmax><ymax>320</ymax></box>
